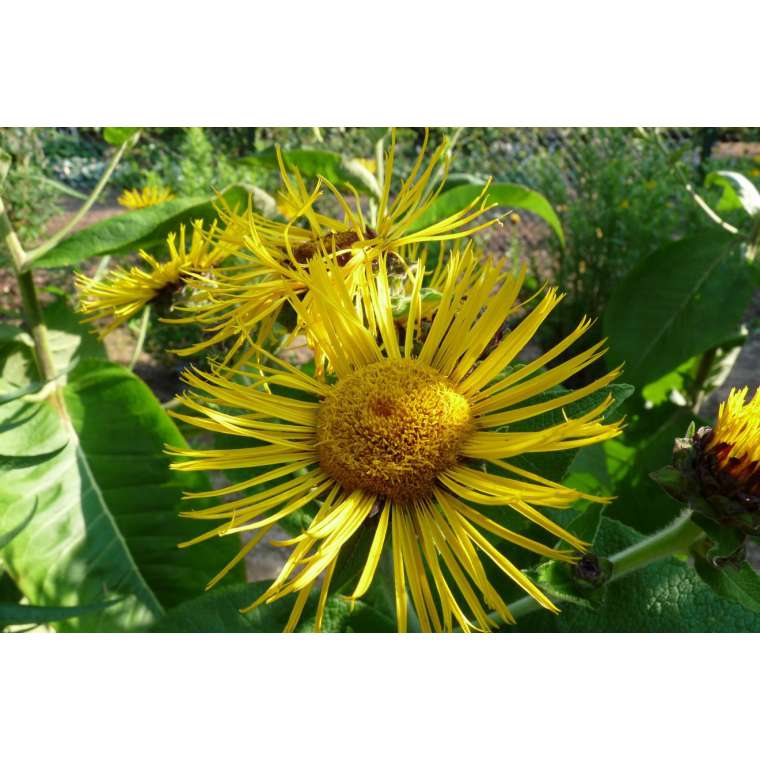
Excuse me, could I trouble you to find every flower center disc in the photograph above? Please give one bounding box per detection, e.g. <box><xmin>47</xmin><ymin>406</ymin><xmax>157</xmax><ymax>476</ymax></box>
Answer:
<box><xmin>316</xmin><ymin>359</ymin><xmax>473</xmax><ymax>502</ymax></box>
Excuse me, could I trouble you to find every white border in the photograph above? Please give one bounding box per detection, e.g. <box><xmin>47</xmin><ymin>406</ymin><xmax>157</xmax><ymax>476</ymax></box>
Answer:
<box><xmin>1</xmin><ymin>634</ymin><xmax>756</xmax><ymax>759</ymax></box>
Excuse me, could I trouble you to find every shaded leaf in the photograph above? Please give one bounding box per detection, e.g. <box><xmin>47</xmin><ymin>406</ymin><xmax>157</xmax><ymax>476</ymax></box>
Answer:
<box><xmin>0</xmin><ymin>598</ymin><xmax>120</xmax><ymax>628</ymax></box>
<box><xmin>152</xmin><ymin>581</ymin><xmax>396</xmax><ymax>633</ymax></box>
<box><xmin>604</xmin><ymin>230</ymin><xmax>755</xmax><ymax>390</ymax></box>
<box><xmin>694</xmin><ymin>558</ymin><xmax>760</xmax><ymax>614</ymax></box>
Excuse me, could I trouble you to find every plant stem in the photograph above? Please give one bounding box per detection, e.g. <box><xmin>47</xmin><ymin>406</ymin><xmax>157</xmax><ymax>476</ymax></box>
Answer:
<box><xmin>23</xmin><ymin>131</ymin><xmax>140</xmax><ymax>268</ymax></box>
<box><xmin>128</xmin><ymin>305</ymin><xmax>151</xmax><ymax>371</ymax></box>
<box><xmin>609</xmin><ymin>511</ymin><xmax>703</xmax><ymax>580</ymax></box>
<box><xmin>16</xmin><ymin>269</ymin><xmax>57</xmax><ymax>382</ymax></box>
<box><xmin>1</xmin><ymin>196</ymin><xmax>57</xmax><ymax>383</ymax></box>
<box><xmin>504</xmin><ymin>511</ymin><xmax>705</xmax><ymax>623</ymax></box>
<box><xmin>645</xmin><ymin>128</ymin><xmax>739</xmax><ymax>236</ymax></box>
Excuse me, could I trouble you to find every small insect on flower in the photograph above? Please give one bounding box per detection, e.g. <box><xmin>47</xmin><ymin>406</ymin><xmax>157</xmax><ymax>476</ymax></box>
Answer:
<box><xmin>75</xmin><ymin>220</ymin><xmax>229</xmax><ymax>335</ymax></box>
<box><xmin>118</xmin><ymin>186</ymin><xmax>175</xmax><ymax>210</ymax></box>
<box><xmin>169</xmin><ymin>248</ymin><xmax>624</xmax><ymax>633</ymax></box>
<box><xmin>170</xmin><ymin>129</ymin><xmax>501</xmax><ymax>363</ymax></box>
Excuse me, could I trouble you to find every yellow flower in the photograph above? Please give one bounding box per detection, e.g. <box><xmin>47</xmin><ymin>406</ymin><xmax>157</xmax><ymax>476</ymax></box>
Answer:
<box><xmin>706</xmin><ymin>387</ymin><xmax>760</xmax><ymax>494</ymax></box>
<box><xmin>75</xmin><ymin>220</ymin><xmax>229</xmax><ymax>335</ymax></box>
<box><xmin>118</xmin><ymin>186</ymin><xmax>175</xmax><ymax>210</ymax></box>
<box><xmin>356</xmin><ymin>157</ymin><xmax>377</xmax><ymax>174</ymax></box>
<box><xmin>173</xmin><ymin>130</ymin><xmax>500</xmax><ymax>361</ymax></box>
<box><xmin>169</xmin><ymin>250</ymin><xmax>623</xmax><ymax>632</ymax></box>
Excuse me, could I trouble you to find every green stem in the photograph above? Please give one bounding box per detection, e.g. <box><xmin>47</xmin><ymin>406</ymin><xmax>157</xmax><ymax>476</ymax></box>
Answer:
<box><xmin>23</xmin><ymin>131</ymin><xmax>140</xmax><ymax>268</ymax></box>
<box><xmin>16</xmin><ymin>270</ymin><xmax>57</xmax><ymax>382</ymax></box>
<box><xmin>128</xmin><ymin>305</ymin><xmax>151</xmax><ymax>371</ymax></box>
<box><xmin>0</xmin><ymin>196</ymin><xmax>57</xmax><ymax>383</ymax></box>
<box><xmin>505</xmin><ymin>511</ymin><xmax>705</xmax><ymax>623</ymax></box>
<box><xmin>609</xmin><ymin>511</ymin><xmax>703</xmax><ymax>580</ymax></box>
<box><xmin>645</xmin><ymin>128</ymin><xmax>739</xmax><ymax>236</ymax></box>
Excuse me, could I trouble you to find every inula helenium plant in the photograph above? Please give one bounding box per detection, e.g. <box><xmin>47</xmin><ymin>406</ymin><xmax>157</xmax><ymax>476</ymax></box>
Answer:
<box><xmin>2</xmin><ymin>126</ymin><xmax>760</xmax><ymax>633</ymax></box>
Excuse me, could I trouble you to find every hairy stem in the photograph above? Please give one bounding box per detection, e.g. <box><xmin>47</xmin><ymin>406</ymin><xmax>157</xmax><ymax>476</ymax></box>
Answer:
<box><xmin>505</xmin><ymin>511</ymin><xmax>705</xmax><ymax>624</ymax></box>
<box><xmin>128</xmin><ymin>305</ymin><xmax>151</xmax><ymax>371</ymax></box>
<box><xmin>0</xmin><ymin>196</ymin><xmax>57</xmax><ymax>383</ymax></box>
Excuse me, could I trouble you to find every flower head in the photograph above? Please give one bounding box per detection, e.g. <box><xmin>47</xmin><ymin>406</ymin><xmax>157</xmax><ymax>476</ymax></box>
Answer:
<box><xmin>75</xmin><ymin>220</ymin><xmax>229</xmax><ymax>335</ymax></box>
<box><xmin>171</xmin><ymin>130</ymin><xmax>500</xmax><ymax>362</ymax></box>
<box><xmin>653</xmin><ymin>387</ymin><xmax>760</xmax><ymax>537</ymax></box>
<box><xmin>706</xmin><ymin>386</ymin><xmax>760</xmax><ymax>493</ymax></box>
<box><xmin>118</xmin><ymin>186</ymin><xmax>175</xmax><ymax>210</ymax></box>
<box><xmin>169</xmin><ymin>250</ymin><xmax>623</xmax><ymax>632</ymax></box>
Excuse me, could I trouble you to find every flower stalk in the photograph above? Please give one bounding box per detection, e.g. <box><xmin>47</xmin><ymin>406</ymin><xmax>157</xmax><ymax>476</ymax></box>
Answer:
<box><xmin>0</xmin><ymin>195</ymin><xmax>57</xmax><ymax>383</ymax></box>
<box><xmin>23</xmin><ymin>130</ymin><xmax>140</xmax><ymax>269</ymax></box>
<box><xmin>502</xmin><ymin>511</ymin><xmax>705</xmax><ymax>624</ymax></box>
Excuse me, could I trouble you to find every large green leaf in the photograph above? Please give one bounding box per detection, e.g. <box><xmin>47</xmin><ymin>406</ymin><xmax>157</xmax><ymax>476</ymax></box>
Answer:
<box><xmin>603</xmin><ymin>402</ymin><xmax>698</xmax><ymax>533</ymax></box>
<box><xmin>152</xmin><ymin>581</ymin><xmax>396</xmax><ymax>633</ymax></box>
<box><xmin>0</xmin><ymin>598</ymin><xmax>119</xmax><ymax>628</ymax></box>
<box><xmin>517</xmin><ymin>517</ymin><xmax>760</xmax><ymax>632</ymax></box>
<box><xmin>694</xmin><ymin>558</ymin><xmax>760</xmax><ymax>614</ymax></box>
<box><xmin>0</xmin><ymin>500</ymin><xmax>36</xmax><ymax>550</ymax></box>
<box><xmin>603</xmin><ymin>230</ymin><xmax>755</xmax><ymax>390</ymax></box>
<box><xmin>241</xmin><ymin>148</ymin><xmax>379</xmax><ymax>197</ymax></box>
<box><xmin>30</xmin><ymin>185</ymin><xmax>250</xmax><ymax>269</ymax></box>
<box><xmin>408</xmin><ymin>183</ymin><xmax>565</xmax><ymax>245</ymax></box>
<box><xmin>0</xmin><ymin>359</ymin><xmax>244</xmax><ymax>632</ymax></box>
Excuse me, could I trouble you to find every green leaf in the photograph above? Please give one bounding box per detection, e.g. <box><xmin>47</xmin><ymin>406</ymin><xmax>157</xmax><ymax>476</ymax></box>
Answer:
<box><xmin>0</xmin><ymin>359</ymin><xmax>244</xmax><ymax>632</ymax></box>
<box><xmin>102</xmin><ymin>127</ymin><xmax>140</xmax><ymax>146</ymax></box>
<box><xmin>152</xmin><ymin>583</ymin><xmax>277</xmax><ymax>633</ymax></box>
<box><xmin>30</xmin><ymin>185</ymin><xmax>250</xmax><ymax>269</ymax></box>
<box><xmin>604</xmin><ymin>403</ymin><xmax>699</xmax><ymax>533</ymax></box>
<box><xmin>506</xmin><ymin>382</ymin><xmax>634</xmax><ymax>484</ymax></box>
<box><xmin>526</xmin><ymin>507</ymin><xmax>611</xmax><ymax>609</ymax></box>
<box><xmin>408</xmin><ymin>183</ymin><xmax>565</xmax><ymax>245</ymax></box>
<box><xmin>604</xmin><ymin>230</ymin><xmax>755</xmax><ymax>390</ymax></box>
<box><xmin>241</xmin><ymin>148</ymin><xmax>379</xmax><ymax>197</ymax></box>
<box><xmin>694</xmin><ymin>558</ymin><xmax>760</xmax><ymax>615</ymax></box>
<box><xmin>517</xmin><ymin>517</ymin><xmax>760</xmax><ymax>632</ymax></box>
<box><xmin>0</xmin><ymin>598</ymin><xmax>119</xmax><ymax>628</ymax></box>
<box><xmin>706</xmin><ymin>170</ymin><xmax>760</xmax><ymax>217</ymax></box>
<box><xmin>152</xmin><ymin>581</ymin><xmax>396</xmax><ymax>633</ymax></box>
<box><xmin>0</xmin><ymin>499</ymin><xmax>37</xmax><ymax>550</ymax></box>
<box><xmin>0</xmin><ymin>297</ymin><xmax>107</xmax><ymax>405</ymax></box>
<box><xmin>0</xmin><ymin>443</ymin><xmax>68</xmax><ymax>472</ymax></box>
<box><xmin>690</xmin><ymin>514</ymin><xmax>746</xmax><ymax>564</ymax></box>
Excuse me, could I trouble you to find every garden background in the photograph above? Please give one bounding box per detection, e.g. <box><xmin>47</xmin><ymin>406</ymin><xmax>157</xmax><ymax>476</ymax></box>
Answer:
<box><xmin>1</xmin><ymin>126</ymin><xmax>759</xmax><ymax>632</ymax></box>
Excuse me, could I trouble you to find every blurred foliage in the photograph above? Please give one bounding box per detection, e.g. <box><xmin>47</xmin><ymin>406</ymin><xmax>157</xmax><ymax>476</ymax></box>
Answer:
<box><xmin>0</xmin><ymin>128</ymin><xmax>64</xmax><ymax>245</ymax></box>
